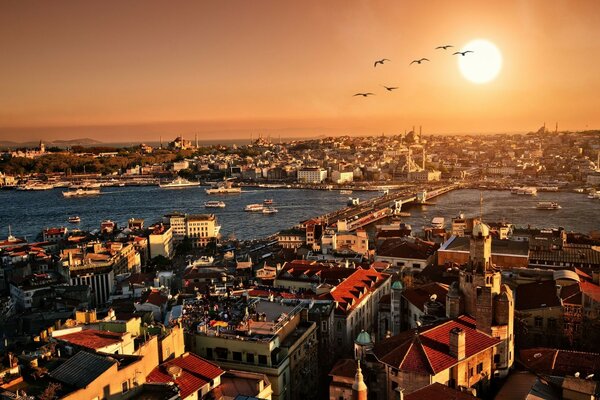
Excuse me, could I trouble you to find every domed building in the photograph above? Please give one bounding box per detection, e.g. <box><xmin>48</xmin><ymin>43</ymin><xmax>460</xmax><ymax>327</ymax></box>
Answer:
<box><xmin>354</xmin><ymin>330</ymin><xmax>373</xmax><ymax>360</ymax></box>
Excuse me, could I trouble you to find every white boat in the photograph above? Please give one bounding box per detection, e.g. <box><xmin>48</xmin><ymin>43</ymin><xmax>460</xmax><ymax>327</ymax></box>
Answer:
<box><xmin>431</xmin><ymin>217</ymin><xmax>445</xmax><ymax>229</ymax></box>
<box><xmin>159</xmin><ymin>177</ymin><xmax>200</xmax><ymax>188</ymax></box>
<box><xmin>17</xmin><ymin>183</ymin><xmax>54</xmax><ymax>191</ymax></box>
<box><xmin>204</xmin><ymin>201</ymin><xmax>226</xmax><ymax>208</ymax></box>
<box><xmin>262</xmin><ymin>206</ymin><xmax>278</xmax><ymax>214</ymax></box>
<box><xmin>263</xmin><ymin>199</ymin><xmax>274</xmax><ymax>205</ymax></box>
<box><xmin>340</xmin><ymin>189</ymin><xmax>353</xmax><ymax>195</ymax></box>
<box><xmin>511</xmin><ymin>187</ymin><xmax>537</xmax><ymax>196</ymax></box>
<box><xmin>68</xmin><ymin>216</ymin><xmax>81</xmax><ymax>223</ymax></box>
<box><xmin>205</xmin><ymin>179</ymin><xmax>241</xmax><ymax>194</ymax></box>
<box><xmin>536</xmin><ymin>201</ymin><xmax>561</xmax><ymax>210</ymax></box>
<box><xmin>244</xmin><ymin>204</ymin><xmax>264</xmax><ymax>212</ymax></box>
<box><xmin>63</xmin><ymin>188</ymin><xmax>101</xmax><ymax>197</ymax></box>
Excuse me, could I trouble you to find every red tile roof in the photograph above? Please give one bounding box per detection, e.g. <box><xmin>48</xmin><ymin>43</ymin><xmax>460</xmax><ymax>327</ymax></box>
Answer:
<box><xmin>373</xmin><ymin>315</ymin><xmax>501</xmax><ymax>375</ymax></box>
<box><xmin>580</xmin><ymin>280</ymin><xmax>600</xmax><ymax>303</ymax></box>
<box><xmin>515</xmin><ymin>280</ymin><xmax>562</xmax><ymax>311</ymax></box>
<box><xmin>318</xmin><ymin>267</ymin><xmax>390</xmax><ymax>315</ymax></box>
<box><xmin>329</xmin><ymin>358</ymin><xmax>357</xmax><ymax>379</ymax></box>
<box><xmin>57</xmin><ymin>329</ymin><xmax>125</xmax><ymax>350</ymax></box>
<box><xmin>147</xmin><ymin>353</ymin><xmax>224</xmax><ymax>398</ymax></box>
<box><xmin>405</xmin><ymin>382</ymin><xmax>476</xmax><ymax>400</ymax></box>
<box><xmin>141</xmin><ymin>289</ymin><xmax>168</xmax><ymax>307</ymax></box>
<box><xmin>520</xmin><ymin>348</ymin><xmax>600</xmax><ymax>377</ymax></box>
<box><xmin>402</xmin><ymin>283</ymin><xmax>449</xmax><ymax>312</ymax></box>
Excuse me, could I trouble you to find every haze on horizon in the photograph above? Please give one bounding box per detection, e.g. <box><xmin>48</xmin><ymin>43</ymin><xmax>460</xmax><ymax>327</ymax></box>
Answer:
<box><xmin>1</xmin><ymin>0</ymin><xmax>600</xmax><ymax>143</ymax></box>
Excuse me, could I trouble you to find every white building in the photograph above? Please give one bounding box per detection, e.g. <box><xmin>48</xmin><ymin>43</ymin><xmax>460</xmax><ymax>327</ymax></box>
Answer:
<box><xmin>148</xmin><ymin>225</ymin><xmax>174</xmax><ymax>259</ymax></box>
<box><xmin>298</xmin><ymin>167</ymin><xmax>327</xmax><ymax>183</ymax></box>
<box><xmin>330</xmin><ymin>171</ymin><xmax>354</xmax><ymax>184</ymax></box>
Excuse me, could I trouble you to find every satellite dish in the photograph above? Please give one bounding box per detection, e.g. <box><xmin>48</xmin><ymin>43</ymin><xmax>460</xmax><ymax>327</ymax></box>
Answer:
<box><xmin>167</xmin><ymin>365</ymin><xmax>183</xmax><ymax>379</ymax></box>
<box><xmin>575</xmin><ymin>372</ymin><xmax>580</xmax><ymax>378</ymax></box>
<box><xmin>416</xmin><ymin>321</ymin><xmax>422</xmax><ymax>327</ymax></box>
<box><xmin>586</xmin><ymin>374</ymin><xmax>594</xmax><ymax>380</ymax></box>
<box><xmin>430</xmin><ymin>294</ymin><xmax>437</xmax><ymax>302</ymax></box>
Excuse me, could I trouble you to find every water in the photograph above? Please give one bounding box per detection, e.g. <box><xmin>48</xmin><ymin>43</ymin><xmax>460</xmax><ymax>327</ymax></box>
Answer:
<box><xmin>0</xmin><ymin>188</ymin><xmax>598</xmax><ymax>241</ymax></box>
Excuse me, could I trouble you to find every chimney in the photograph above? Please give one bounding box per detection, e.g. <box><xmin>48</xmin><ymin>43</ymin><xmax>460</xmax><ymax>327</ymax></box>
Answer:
<box><xmin>449</xmin><ymin>327</ymin><xmax>465</xmax><ymax>360</ymax></box>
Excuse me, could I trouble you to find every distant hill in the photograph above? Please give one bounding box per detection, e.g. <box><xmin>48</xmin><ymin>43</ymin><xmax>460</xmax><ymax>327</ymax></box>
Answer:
<box><xmin>0</xmin><ymin>138</ymin><xmax>103</xmax><ymax>148</ymax></box>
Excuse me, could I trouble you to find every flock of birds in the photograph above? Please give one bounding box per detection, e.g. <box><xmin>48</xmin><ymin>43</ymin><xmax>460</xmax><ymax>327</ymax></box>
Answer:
<box><xmin>353</xmin><ymin>44</ymin><xmax>473</xmax><ymax>97</ymax></box>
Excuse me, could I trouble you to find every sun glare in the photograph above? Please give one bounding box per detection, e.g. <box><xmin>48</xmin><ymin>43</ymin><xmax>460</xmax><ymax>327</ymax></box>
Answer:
<box><xmin>458</xmin><ymin>39</ymin><xmax>502</xmax><ymax>84</ymax></box>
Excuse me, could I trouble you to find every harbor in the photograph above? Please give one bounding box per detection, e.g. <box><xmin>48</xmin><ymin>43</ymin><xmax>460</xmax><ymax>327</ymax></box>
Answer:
<box><xmin>1</xmin><ymin>186</ymin><xmax>599</xmax><ymax>242</ymax></box>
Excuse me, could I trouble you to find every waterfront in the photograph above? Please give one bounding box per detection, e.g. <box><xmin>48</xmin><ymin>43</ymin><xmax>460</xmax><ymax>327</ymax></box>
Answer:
<box><xmin>1</xmin><ymin>187</ymin><xmax>599</xmax><ymax>241</ymax></box>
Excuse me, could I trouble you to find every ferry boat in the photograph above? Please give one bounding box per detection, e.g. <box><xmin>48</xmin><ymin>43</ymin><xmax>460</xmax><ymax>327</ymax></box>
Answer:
<box><xmin>244</xmin><ymin>204</ymin><xmax>264</xmax><ymax>212</ymax></box>
<box><xmin>204</xmin><ymin>201</ymin><xmax>226</xmax><ymax>208</ymax></box>
<box><xmin>62</xmin><ymin>188</ymin><xmax>101</xmax><ymax>197</ymax></box>
<box><xmin>536</xmin><ymin>201</ymin><xmax>562</xmax><ymax>210</ymax></box>
<box><xmin>159</xmin><ymin>177</ymin><xmax>200</xmax><ymax>189</ymax></box>
<box><xmin>68</xmin><ymin>216</ymin><xmax>81</xmax><ymax>223</ymax></box>
<box><xmin>340</xmin><ymin>189</ymin><xmax>353</xmax><ymax>195</ymax></box>
<box><xmin>510</xmin><ymin>187</ymin><xmax>537</xmax><ymax>196</ymax></box>
<box><xmin>263</xmin><ymin>199</ymin><xmax>274</xmax><ymax>205</ymax></box>
<box><xmin>262</xmin><ymin>206</ymin><xmax>278</xmax><ymax>214</ymax></box>
<box><xmin>205</xmin><ymin>179</ymin><xmax>242</xmax><ymax>194</ymax></box>
<box><xmin>17</xmin><ymin>183</ymin><xmax>54</xmax><ymax>191</ymax></box>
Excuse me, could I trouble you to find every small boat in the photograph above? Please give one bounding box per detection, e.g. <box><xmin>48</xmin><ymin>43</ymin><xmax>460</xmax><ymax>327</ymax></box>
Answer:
<box><xmin>63</xmin><ymin>188</ymin><xmax>101</xmax><ymax>197</ymax></box>
<box><xmin>340</xmin><ymin>189</ymin><xmax>353</xmax><ymax>195</ymax></box>
<box><xmin>536</xmin><ymin>201</ymin><xmax>561</xmax><ymax>210</ymax></box>
<box><xmin>511</xmin><ymin>187</ymin><xmax>537</xmax><ymax>196</ymax></box>
<box><xmin>204</xmin><ymin>201</ymin><xmax>226</xmax><ymax>208</ymax></box>
<box><xmin>205</xmin><ymin>179</ymin><xmax>241</xmax><ymax>194</ymax></box>
<box><xmin>159</xmin><ymin>177</ymin><xmax>200</xmax><ymax>189</ymax></box>
<box><xmin>68</xmin><ymin>216</ymin><xmax>81</xmax><ymax>223</ymax></box>
<box><xmin>244</xmin><ymin>204</ymin><xmax>264</xmax><ymax>212</ymax></box>
<box><xmin>262</xmin><ymin>206</ymin><xmax>278</xmax><ymax>214</ymax></box>
<box><xmin>263</xmin><ymin>199</ymin><xmax>274</xmax><ymax>205</ymax></box>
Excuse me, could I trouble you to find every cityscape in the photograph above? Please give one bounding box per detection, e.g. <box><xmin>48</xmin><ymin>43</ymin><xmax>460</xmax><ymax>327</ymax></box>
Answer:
<box><xmin>1</xmin><ymin>2</ymin><xmax>600</xmax><ymax>400</ymax></box>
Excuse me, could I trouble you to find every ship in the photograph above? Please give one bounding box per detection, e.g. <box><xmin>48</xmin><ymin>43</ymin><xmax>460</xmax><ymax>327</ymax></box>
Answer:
<box><xmin>159</xmin><ymin>177</ymin><xmax>200</xmax><ymax>189</ymax></box>
<box><xmin>204</xmin><ymin>201</ymin><xmax>226</xmax><ymax>208</ymax></box>
<box><xmin>205</xmin><ymin>179</ymin><xmax>242</xmax><ymax>194</ymax></box>
<box><xmin>340</xmin><ymin>189</ymin><xmax>353</xmax><ymax>195</ymax></box>
<box><xmin>510</xmin><ymin>187</ymin><xmax>537</xmax><ymax>196</ymax></box>
<box><xmin>263</xmin><ymin>199</ymin><xmax>274</xmax><ymax>205</ymax></box>
<box><xmin>536</xmin><ymin>201</ymin><xmax>561</xmax><ymax>210</ymax></box>
<box><xmin>68</xmin><ymin>216</ymin><xmax>81</xmax><ymax>223</ymax></box>
<box><xmin>244</xmin><ymin>204</ymin><xmax>264</xmax><ymax>212</ymax></box>
<box><xmin>62</xmin><ymin>188</ymin><xmax>101</xmax><ymax>197</ymax></box>
<box><xmin>262</xmin><ymin>206</ymin><xmax>278</xmax><ymax>214</ymax></box>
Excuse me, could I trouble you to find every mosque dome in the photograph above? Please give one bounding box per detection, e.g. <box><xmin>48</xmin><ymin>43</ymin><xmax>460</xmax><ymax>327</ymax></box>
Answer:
<box><xmin>355</xmin><ymin>330</ymin><xmax>372</xmax><ymax>345</ymax></box>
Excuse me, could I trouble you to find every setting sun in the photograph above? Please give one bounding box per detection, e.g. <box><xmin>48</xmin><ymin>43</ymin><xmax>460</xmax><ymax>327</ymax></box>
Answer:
<box><xmin>458</xmin><ymin>39</ymin><xmax>503</xmax><ymax>84</ymax></box>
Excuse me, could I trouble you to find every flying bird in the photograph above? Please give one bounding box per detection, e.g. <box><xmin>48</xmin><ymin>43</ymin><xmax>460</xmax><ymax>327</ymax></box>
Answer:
<box><xmin>382</xmin><ymin>85</ymin><xmax>398</xmax><ymax>91</ymax></box>
<box><xmin>453</xmin><ymin>50</ymin><xmax>474</xmax><ymax>56</ymax></box>
<box><xmin>410</xmin><ymin>58</ymin><xmax>430</xmax><ymax>65</ymax></box>
<box><xmin>435</xmin><ymin>45</ymin><xmax>453</xmax><ymax>50</ymax></box>
<box><xmin>374</xmin><ymin>59</ymin><xmax>390</xmax><ymax>67</ymax></box>
<box><xmin>354</xmin><ymin>92</ymin><xmax>375</xmax><ymax>97</ymax></box>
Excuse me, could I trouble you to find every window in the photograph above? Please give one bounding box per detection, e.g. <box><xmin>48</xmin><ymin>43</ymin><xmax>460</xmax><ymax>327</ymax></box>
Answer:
<box><xmin>412</xmin><ymin>263</ymin><xmax>420</xmax><ymax>269</ymax></box>
<box><xmin>494</xmin><ymin>354</ymin><xmax>500</xmax><ymax>364</ymax></box>
<box><xmin>122</xmin><ymin>381</ymin><xmax>129</xmax><ymax>393</ymax></box>
<box><xmin>534</xmin><ymin>316</ymin><xmax>543</xmax><ymax>328</ymax></box>
<box><xmin>337</xmin><ymin>321</ymin><xmax>342</xmax><ymax>331</ymax></box>
<box><xmin>548</xmin><ymin>318</ymin><xmax>557</xmax><ymax>329</ymax></box>
<box><xmin>476</xmin><ymin>362</ymin><xmax>483</xmax><ymax>374</ymax></box>
<box><xmin>247</xmin><ymin>353</ymin><xmax>254</xmax><ymax>363</ymax></box>
<box><xmin>469</xmin><ymin>367</ymin><xmax>473</xmax><ymax>378</ymax></box>
<box><xmin>258</xmin><ymin>355</ymin><xmax>268</xmax><ymax>365</ymax></box>
<box><xmin>233</xmin><ymin>351</ymin><xmax>242</xmax><ymax>361</ymax></box>
<box><xmin>321</xmin><ymin>321</ymin><xmax>328</xmax><ymax>332</ymax></box>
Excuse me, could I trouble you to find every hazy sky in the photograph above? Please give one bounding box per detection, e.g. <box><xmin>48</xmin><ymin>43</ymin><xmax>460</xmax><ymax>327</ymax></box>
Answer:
<box><xmin>1</xmin><ymin>0</ymin><xmax>599</xmax><ymax>142</ymax></box>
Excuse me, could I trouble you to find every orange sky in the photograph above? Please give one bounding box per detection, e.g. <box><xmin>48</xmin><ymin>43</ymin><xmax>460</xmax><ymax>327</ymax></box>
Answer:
<box><xmin>1</xmin><ymin>0</ymin><xmax>599</xmax><ymax>142</ymax></box>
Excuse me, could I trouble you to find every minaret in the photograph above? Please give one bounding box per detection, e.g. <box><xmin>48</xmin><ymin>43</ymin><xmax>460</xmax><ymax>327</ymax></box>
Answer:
<box><xmin>195</xmin><ymin>133</ymin><xmax>198</xmax><ymax>149</ymax></box>
<box><xmin>352</xmin><ymin>360</ymin><xmax>367</xmax><ymax>400</ymax></box>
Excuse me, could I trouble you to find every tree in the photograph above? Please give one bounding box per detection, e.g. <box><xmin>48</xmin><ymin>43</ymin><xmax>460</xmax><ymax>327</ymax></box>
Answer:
<box><xmin>39</xmin><ymin>382</ymin><xmax>62</xmax><ymax>400</ymax></box>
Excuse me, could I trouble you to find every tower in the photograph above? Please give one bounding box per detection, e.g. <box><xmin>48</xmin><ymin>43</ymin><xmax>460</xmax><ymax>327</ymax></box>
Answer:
<box><xmin>390</xmin><ymin>280</ymin><xmax>403</xmax><ymax>334</ymax></box>
<box><xmin>352</xmin><ymin>360</ymin><xmax>368</xmax><ymax>400</ymax></box>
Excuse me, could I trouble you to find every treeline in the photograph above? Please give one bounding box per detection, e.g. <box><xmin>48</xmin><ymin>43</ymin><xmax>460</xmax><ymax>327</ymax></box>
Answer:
<box><xmin>0</xmin><ymin>150</ymin><xmax>180</xmax><ymax>175</ymax></box>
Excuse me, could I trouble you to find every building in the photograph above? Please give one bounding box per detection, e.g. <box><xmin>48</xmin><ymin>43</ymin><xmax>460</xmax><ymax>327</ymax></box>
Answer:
<box><xmin>146</xmin><ymin>352</ymin><xmax>224</xmax><ymax>399</ymax></box>
<box><xmin>407</xmin><ymin>169</ymin><xmax>441</xmax><ymax>181</ymax></box>
<box><xmin>375</xmin><ymin>238</ymin><xmax>438</xmax><ymax>272</ymax></box>
<box><xmin>185</xmin><ymin>214</ymin><xmax>220</xmax><ymax>248</ymax></box>
<box><xmin>149</xmin><ymin>224</ymin><xmax>174</xmax><ymax>259</ymax></box>
<box><xmin>330</xmin><ymin>170</ymin><xmax>354</xmax><ymax>184</ymax></box>
<box><xmin>277</xmin><ymin>229</ymin><xmax>306</xmax><ymax>249</ymax></box>
<box><xmin>297</xmin><ymin>167</ymin><xmax>327</xmax><ymax>183</ymax></box>
<box><xmin>42</xmin><ymin>227</ymin><xmax>68</xmax><ymax>243</ymax></box>
<box><xmin>437</xmin><ymin>235</ymin><xmax>529</xmax><ymax>269</ymax></box>
<box><xmin>163</xmin><ymin>212</ymin><xmax>187</xmax><ymax>243</ymax></box>
<box><xmin>185</xmin><ymin>298</ymin><xmax>318</xmax><ymax>400</ymax></box>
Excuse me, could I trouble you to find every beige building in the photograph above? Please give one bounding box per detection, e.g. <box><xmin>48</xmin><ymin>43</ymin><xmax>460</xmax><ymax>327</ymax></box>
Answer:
<box><xmin>297</xmin><ymin>167</ymin><xmax>327</xmax><ymax>183</ymax></box>
<box><xmin>186</xmin><ymin>299</ymin><xmax>318</xmax><ymax>400</ymax></box>
<box><xmin>186</xmin><ymin>214</ymin><xmax>220</xmax><ymax>247</ymax></box>
<box><xmin>148</xmin><ymin>224</ymin><xmax>174</xmax><ymax>259</ymax></box>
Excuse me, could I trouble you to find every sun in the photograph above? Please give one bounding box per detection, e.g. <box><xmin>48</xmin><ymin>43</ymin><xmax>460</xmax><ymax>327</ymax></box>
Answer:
<box><xmin>458</xmin><ymin>39</ymin><xmax>502</xmax><ymax>84</ymax></box>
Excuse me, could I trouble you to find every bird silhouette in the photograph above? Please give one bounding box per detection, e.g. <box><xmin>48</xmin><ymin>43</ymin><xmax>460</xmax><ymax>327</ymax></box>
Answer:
<box><xmin>382</xmin><ymin>85</ymin><xmax>398</xmax><ymax>91</ymax></box>
<box><xmin>453</xmin><ymin>50</ymin><xmax>474</xmax><ymax>56</ymax></box>
<box><xmin>354</xmin><ymin>93</ymin><xmax>375</xmax><ymax>97</ymax></box>
<box><xmin>410</xmin><ymin>58</ymin><xmax>430</xmax><ymax>65</ymax></box>
<box><xmin>374</xmin><ymin>59</ymin><xmax>390</xmax><ymax>67</ymax></box>
<box><xmin>435</xmin><ymin>45</ymin><xmax>453</xmax><ymax>50</ymax></box>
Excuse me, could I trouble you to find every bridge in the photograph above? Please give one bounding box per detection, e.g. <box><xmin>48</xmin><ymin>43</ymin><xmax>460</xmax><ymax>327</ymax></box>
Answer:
<box><xmin>318</xmin><ymin>184</ymin><xmax>459</xmax><ymax>232</ymax></box>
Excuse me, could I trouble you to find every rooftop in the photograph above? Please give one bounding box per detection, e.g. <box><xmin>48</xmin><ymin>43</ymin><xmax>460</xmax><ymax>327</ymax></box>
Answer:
<box><xmin>49</xmin><ymin>350</ymin><xmax>115</xmax><ymax>389</ymax></box>
<box><xmin>55</xmin><ymin>329</ymin><xmax>126</xmax><ymax>350</ymax></box>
